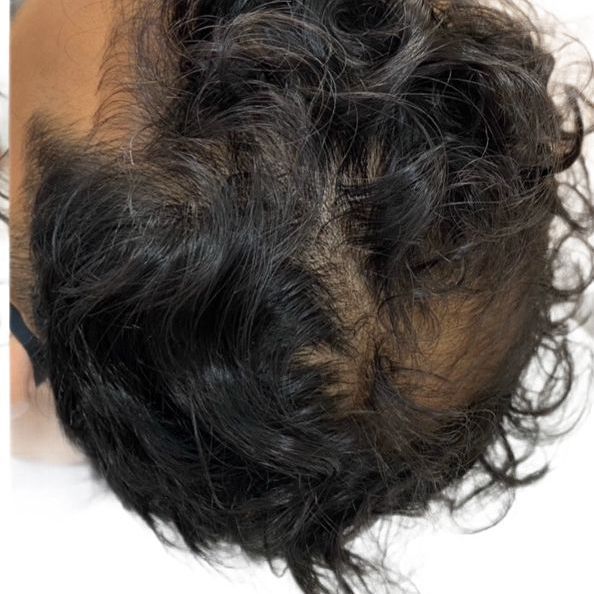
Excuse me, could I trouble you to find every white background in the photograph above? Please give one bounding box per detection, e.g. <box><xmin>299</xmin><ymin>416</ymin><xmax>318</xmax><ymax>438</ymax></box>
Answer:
<box><xmin>1</xmin><ymin>1</ymin><xmax>594</xmax><ymax>594</ymax></box>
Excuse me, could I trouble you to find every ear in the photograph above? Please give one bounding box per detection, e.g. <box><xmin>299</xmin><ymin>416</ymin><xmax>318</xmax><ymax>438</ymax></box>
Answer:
<box><xmin>10</xmin><ymin>333</ymin><xmax>34</xmax><ymax>419</ymax></box>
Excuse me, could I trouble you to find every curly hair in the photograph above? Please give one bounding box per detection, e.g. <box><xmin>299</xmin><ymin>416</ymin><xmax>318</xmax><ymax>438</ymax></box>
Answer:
<box><xmin>22</xmin><ymin>1</ymin><xmax>593</xmax><ymax>592</ymax></box>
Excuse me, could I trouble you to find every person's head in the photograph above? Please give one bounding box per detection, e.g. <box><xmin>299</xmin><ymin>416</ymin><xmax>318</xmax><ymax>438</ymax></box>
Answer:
<box><xmin>11</xmin><ymin>1</ymin><xmax>594</xmax><ymax>592</ymax></box>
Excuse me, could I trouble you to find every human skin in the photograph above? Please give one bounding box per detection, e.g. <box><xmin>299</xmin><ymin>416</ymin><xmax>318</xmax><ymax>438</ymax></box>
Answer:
<box><xmin>10</xmin><ymin>335</ymin><xmax>33</xmax><ymax>418</ymax></box>
<box><xmin>10</xmin><ymin>0</ymin><xmax>116</xmax><ymax>416</ymax></box>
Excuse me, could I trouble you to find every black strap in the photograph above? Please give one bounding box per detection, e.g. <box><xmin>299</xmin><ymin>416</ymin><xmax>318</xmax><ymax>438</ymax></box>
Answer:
<box><xmin>10</xmin><ymin>302</ymin><xmax>48</xmax><ymax>385</ymax></box>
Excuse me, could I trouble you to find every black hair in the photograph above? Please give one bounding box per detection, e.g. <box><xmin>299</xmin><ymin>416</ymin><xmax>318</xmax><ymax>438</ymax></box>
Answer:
<box><xmin>22</xmin><ymin>1</ymin><xmax>594</xmax><ymax>592</ymax></box>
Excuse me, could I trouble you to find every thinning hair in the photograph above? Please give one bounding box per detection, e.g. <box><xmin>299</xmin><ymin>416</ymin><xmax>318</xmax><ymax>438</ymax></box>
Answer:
<box><xmin>19</xmin><ymin>1</ymin><xmax>594</xmax><ymax>592</ymax></box>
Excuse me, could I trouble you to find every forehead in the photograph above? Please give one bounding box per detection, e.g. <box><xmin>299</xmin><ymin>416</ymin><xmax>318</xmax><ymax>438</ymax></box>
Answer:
<box><xmin>11</xmin><ymin>0</ymin><xmax>114</xmax><ymax>146</ymax></box>
<box><xmin>10</xmin><ymin>0</ymin><xmax>119</xmax><ymax>324</ymax></box>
